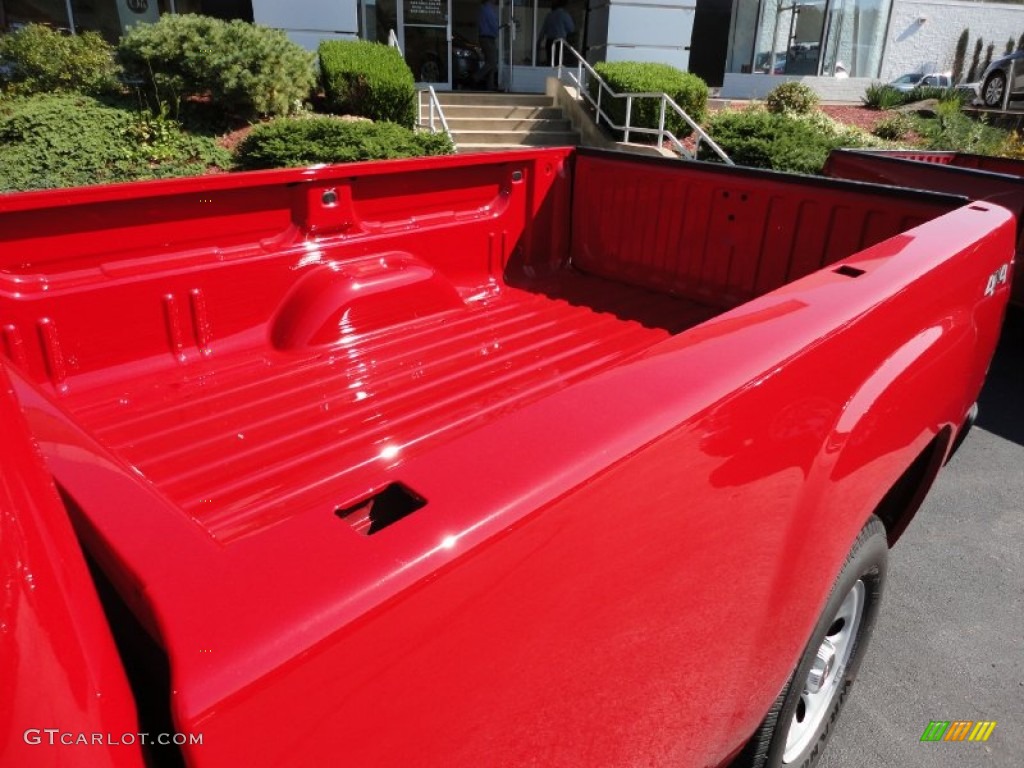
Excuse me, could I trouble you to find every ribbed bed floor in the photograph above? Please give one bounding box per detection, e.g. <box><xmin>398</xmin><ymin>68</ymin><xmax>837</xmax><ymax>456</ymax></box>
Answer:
<box><xmin>65</xmin><ymin>271</ymin><xmax>718</xmax><ymax>543</ymax></box>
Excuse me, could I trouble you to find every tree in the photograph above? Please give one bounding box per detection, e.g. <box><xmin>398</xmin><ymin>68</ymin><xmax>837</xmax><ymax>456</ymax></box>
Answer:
<box><xmin>1018</xmin><ymin>32</ymin><xmax>1024</xmax><ymax>51</ymax></box>
<box><xmin>967</xmin><ymin>37</ymin><xmax>984</xmax><ymax>82</ymax></box>
<box><xmin>1006</xmin><ymin>38</ymin><xmax>1016</xmax><ymax>56</ymax></box>
<box><xmin>952</xmin><ymin>29</ymin><xmax>970</xmax><ymax>83</ymax></box>
<box><xmin>983</xmin><ymin>42</ymin><xmax>995</xmax><ymax>73</ymax></box>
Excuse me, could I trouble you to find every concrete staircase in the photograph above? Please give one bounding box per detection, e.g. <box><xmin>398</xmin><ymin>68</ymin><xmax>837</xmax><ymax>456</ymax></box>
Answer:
<box><xmin>435</xmin><ymin>91</ymin><xmax>580</xmax><ymax>152</ymax></box>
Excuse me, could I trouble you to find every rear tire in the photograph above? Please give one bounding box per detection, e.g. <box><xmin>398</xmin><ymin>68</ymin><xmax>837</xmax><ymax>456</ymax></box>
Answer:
<box><xmin>983</xmin><ymin>71</ymin><xmax>1007</xmax><ymax>107</ymax></box>
<box><xmin>737</xmin><ymin>516</ymin><xmax>888</xmax><ymax>768</ymax></box>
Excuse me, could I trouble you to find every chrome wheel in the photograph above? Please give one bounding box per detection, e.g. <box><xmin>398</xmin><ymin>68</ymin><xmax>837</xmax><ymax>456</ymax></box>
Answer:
<box><xmin>984</xmin><ymin>73</ymin><xmax>1006</xmax><ymax>107</ymax></box>
<box><xmin>782</xmin><ymin>580</ymin><xmax>865</xmax><ymax>764</ymax></box>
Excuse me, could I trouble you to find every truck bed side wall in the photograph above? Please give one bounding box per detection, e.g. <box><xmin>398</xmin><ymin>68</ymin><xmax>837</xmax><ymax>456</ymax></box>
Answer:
<box><xmin>0</xmin><ymin>151</ymin><xmax>573</xmax><ymax>389</ymax></box>
<box><xmin>569</xmin><ymin>151</ymin><xmax>956</xmax><ymax>309</ymax></box>
<box><xmin>824</xmin><ymin>149</ymin><xmax>1024</xmax><ymax>306</ymax></box>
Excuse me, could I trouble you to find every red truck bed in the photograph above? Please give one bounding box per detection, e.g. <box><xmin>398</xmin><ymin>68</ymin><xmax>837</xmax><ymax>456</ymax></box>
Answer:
<box><xmin>824</xmin><ymin>149</ymin><xmax>1024</xmax><ymax>306</ymax></box>
<box><xmin>1</xmin><ymin>150</ymin><xmax>951</xmax><ymax>546</ymax></box>
<box><xmin>0</xmin><ymin>148</ymin><xmax>1013</xmax><ymax>767</ymax></box>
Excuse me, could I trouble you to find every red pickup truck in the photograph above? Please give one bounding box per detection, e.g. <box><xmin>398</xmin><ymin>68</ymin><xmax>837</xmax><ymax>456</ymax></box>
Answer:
<box><xmin>824</xmin><ymin>149</ymin><xmax>1024</xmax><ymax>307</ymax></box>
<box><xmin>0</xmin><ymin>148</ymin><xmax>1013</xmax><ymax>768</ymax></box>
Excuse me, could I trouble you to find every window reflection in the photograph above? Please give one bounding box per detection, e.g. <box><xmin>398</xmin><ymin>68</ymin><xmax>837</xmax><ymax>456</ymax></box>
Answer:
<box><xmin>739</xmin><ymin>0</ymin><xmax>891</xmax><ymax>79</ymax></box>
<box><xmin>3</xmin><ymin>0</ymin><xmax>71</xmax><ymax>30</ymax></box>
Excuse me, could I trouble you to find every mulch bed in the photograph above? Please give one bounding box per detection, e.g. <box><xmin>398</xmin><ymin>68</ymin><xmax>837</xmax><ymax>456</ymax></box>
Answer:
<box><xmin>819</xmin><ymin>104</ymin><xmax>887</xmax><ymax>133</ymax></box>
<box><xmin>218</xmin><ymin>125</ymin><xmax>254</xmax><ymax>152</ymax></box>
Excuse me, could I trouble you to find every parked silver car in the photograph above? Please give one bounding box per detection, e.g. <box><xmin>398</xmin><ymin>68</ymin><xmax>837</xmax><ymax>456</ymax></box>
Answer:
<box><xmin>980</xmin><ymin>51</ymin><xmax>1024</xmax><ymax>107</ymax></box>
<box><xmin>888</xmin><ymin>72</ymin><xmax>952</xmax><ymax>92</ymax></box>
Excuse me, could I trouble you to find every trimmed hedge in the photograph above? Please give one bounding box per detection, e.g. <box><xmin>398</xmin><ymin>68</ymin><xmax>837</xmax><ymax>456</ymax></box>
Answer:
<box><xmin>0</xmin><ymin>24</ymin><xmax>119</xmax><ymax>95</ymax></box>
<box><xmin>118</xmin><ymin>14</ymin><xmax>315</xmax><ymax>119</ymax></box>
<box><xmin>765</xmin><ymin>82</ymin><xmax>818</xmax><ymax>115</ymax></box>
<box><xmin>703</xmin><ymin>108</ymin><xmax>872</xmax><ymax>174</ymax></box>
<box><xmin>318</xmin><ymin>40</ymin><xmax>417</xmax><ymax>127</ymax></box>
<box><xmin>0</xmin><ymin>94</ymin><xmax>230</xmax><ymax>193</ymax></box>
<box><xmin>234</xmin><ymin>117</ymin><xmax>454</xmax><ymax>170</ymax></box>
<box><xmin>590</xmin><ymin>61</ymin><xmax>708</xmax><ymax>139</ymax></box>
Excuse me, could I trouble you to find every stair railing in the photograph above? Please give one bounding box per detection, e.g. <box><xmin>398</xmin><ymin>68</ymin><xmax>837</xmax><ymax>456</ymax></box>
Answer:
<box><xmin>385</xmin><ymin>29</ymin><xmax>453</xmax><ymax>144</ymax></box>
<box><xmin>554</xmin><ymin>40</ymin><xmax>732</xmax><ymax>164</ymax></box>
<box><xmin>418</xmin><ymin>86</ymin><xmax>452</xmax><ymax>140</ymax></box>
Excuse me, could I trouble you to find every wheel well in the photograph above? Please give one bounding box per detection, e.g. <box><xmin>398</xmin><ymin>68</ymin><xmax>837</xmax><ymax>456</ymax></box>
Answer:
<box><xmin>872</xmin><ymin>427</ymin><xmax>951</xmax><ymax>546</ymax></box>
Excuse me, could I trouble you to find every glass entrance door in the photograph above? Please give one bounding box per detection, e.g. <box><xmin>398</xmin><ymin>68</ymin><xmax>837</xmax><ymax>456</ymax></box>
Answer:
<box><xmin>403</xmin><ymin>0</ymin><xmax>453</xmax><ymax>88</ymax></box>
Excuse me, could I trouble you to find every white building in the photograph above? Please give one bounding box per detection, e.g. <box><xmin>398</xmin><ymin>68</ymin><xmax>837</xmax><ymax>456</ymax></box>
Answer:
<box><xmin>4</xmin><ymin>0</ymin><xmax>1024</xmax><ymax>97</ymax></box>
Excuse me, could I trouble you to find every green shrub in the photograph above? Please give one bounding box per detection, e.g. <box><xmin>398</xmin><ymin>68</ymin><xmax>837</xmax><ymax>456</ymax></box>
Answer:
<box><xmin>952</xmin><ymin>29</ymin><xmax>970</xmax><ymax>84</ymax></box>
<box><xmin>873</xmin><ymin>112</ymin><xmax>913</xmax><ymax>141</ymax></box>
<box><xmin>903</xmin><ymin>85</ymin><xmax>947</xmax><ymax>103</ymax></box>
<box><xmin>234</xmin><ymin>116</ymin><xmax>454</xmax><ymax>170</ymax></box>
<box><xmin>318</xmin><ymin>40</ymin><xmax>417</xmax><ymax>127</ymax></box>
<box><xmin>913</xmin><ymin>100</ymin><xmax>1008</xmax><ymax>155</ymax></box>
<box><xmin>590</xmin><ymin>61</ymin><xmax>708</xmax><ymax>139</ymax></box>
<box><xmin>0</xmin><ymin>24</ymin><xmax>118</xmax><ymax>95</ymax></box>
<box><xmin>118</xmin><ymin>14</ymin><xmax>315</xmax><ymax>120</ymax></box>
<box><xmin>0</xmin><ymin>94</ymin><xmax>229</xmax><ymax>193</ymax></box>
<box><xmin>862</xmin><ymin>83</ymin><xmax>906</xmax><ymax>110</ymax></box>
<box><xmin>765</xmin><ymin>81</ymin><xmax>818</xmax><ymax>115</ymax></box>
<box><xmin>702</xmin><ymin>108</ymin><xmax>876</xmax><ymax>174</ymax></box>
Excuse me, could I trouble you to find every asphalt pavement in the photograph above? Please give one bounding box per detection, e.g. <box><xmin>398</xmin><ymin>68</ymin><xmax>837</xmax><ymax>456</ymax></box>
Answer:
<box><xmin>819</xmin><ymin>306</ymin><xmax>1024</xmax><ymax>767</ymax></box>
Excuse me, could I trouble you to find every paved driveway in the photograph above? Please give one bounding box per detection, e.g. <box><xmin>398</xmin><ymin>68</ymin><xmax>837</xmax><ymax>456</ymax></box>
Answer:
<box><xmin>820</xmin><ymin>306</ymin><xmax>1023</xmax><ymax>767</ymax></box>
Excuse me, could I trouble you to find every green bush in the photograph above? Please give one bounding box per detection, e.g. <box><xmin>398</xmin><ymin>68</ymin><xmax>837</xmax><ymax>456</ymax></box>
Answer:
<box><xmin>234</xmin><ymin>117</ymin><xmax>454</xmax><ymax>170</ymax></box>
<box><xmin>903</xmin><ymin>85</ymin><xmax>948</xmax><ymax>103</ymax></box>
<box><xmin>590</xmin><ymin>61</ymin><xmax>708</xmax><ymax>139</ymax></box>
<box><xmin>0</xmin><ymin>24</ymin><xmax>118</xmax><ymax>95</ymax></box>
<box><xmin>862</xmin><ymin>83</ymin><xmax>906</xmax><ymax>110</ymax></box>
<box><xmin>765</xmin><ymin>81</ymin><xmax>818</xmax><ymax>115</ymax></box>
<box><xmin>118</xmin><ymin>14</ymin><xmax>315</xmax><ymax>120</ymax></box>
<box><xmin>913</xmin><ymin>100</ymin><xmax>1008</xmax><ymax>155</ymax></box>
<box><xmin>318</xmin><ymin>40</ymin><xmax>417</xmax><ymax>127</ymax></box>
<box><xmin>0</xmin><ymin>94</ymin><xmax>229</xmax><ymax>193</ymax></box>
<box><xmin>702</xmin><ymin>108</ymin><xmax>875</xmax><ymax>174</ymax></box>
<box><xmin>873</xmin><ymin>112</ymin><xmax>913</xmax><ymax>141</ymax></box>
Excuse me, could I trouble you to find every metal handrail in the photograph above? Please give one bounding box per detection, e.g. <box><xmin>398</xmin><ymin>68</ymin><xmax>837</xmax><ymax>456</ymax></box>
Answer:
<box><xmin>419</xmin><ymin>86</ymin><xmax>452</xmax><ymax>139</ymax></box>
<box><xmin>554</xmin><ymin>40</ymin><xmax>732</xmax><ymax>164</ymax></box>
<box><xmin>386</xmin><ymin>30</ymin><xmax>451</xmax><ymax>143</ymax></box>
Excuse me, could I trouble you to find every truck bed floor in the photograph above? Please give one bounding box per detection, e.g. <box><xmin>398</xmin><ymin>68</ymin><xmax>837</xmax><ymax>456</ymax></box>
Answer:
<box><xmin>64</xmin><ymin>270</ymin><xmax>717</xmax><ymax>543</ymax></box>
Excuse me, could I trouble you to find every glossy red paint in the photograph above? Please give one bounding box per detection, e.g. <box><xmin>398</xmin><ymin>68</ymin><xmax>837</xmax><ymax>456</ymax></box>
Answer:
<box><xmin>0</xmin><ymin>148</ymin><xmax>1013</xmax><ymax>766</ymax></box>
<box><xmin>0</xmin><ymin>366</ymin><xmax>143</xmax><ymax>767</ymax></box>
<box><xmin>824</xmin><ymin>149</ymin><xmax>1022</xmax><ymax>306</ymax></box>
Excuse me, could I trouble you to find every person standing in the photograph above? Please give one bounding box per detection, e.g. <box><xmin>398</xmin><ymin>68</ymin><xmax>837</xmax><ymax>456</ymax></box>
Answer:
<box><xmin>539</xmin><ymin>0</ymin><xmax>575</xmax><ymax>66</ymax></box>
<box><xmin>475</xmin><ymin>0</ymin><xmax>499</xmax><ymax>91</ymax></box>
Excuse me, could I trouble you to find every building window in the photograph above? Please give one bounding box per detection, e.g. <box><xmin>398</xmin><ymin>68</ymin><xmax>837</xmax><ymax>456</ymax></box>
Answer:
<box><xmin>3</xmin><ymin>0</ymin><xmax>72</xmax><ymax>31</ymax></box>
<box><xmin>735</xmin><ymin>0</ymin><xmax>890</xmax><ymax>78</ymax></box>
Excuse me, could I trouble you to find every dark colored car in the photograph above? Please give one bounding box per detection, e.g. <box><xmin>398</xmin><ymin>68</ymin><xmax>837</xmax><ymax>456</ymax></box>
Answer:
<box><xmin>418</xmin><ymin>34</ymin><xmax>484</xmax><ymax>87</ymax></box>
<box><xmin>980</xmin><ymin>50</ymin><xmax>1024</xmax><ymax>107</ymax></box>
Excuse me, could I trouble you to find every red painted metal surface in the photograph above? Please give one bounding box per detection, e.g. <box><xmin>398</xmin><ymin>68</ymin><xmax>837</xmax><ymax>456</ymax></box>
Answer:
<box><xmin>824</xmin><ymin>149</ymin><xmax>1023</xmax><ymax>306</ymax></box>
<box><xmin>0</xmin><ymin>148</ymin><xmax>1013</xmax><ymax>766</ymax></box>
<box><xmin>0</xmin><ymin>365</ymin><xmax>143</xmax><ymax>768</ymax></box>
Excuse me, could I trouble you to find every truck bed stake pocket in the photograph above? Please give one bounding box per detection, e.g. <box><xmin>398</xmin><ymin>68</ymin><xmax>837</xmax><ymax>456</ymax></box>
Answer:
<box><xmin>336</xmin><ymin>483</ymin><xmax>427</xmax><ymax>536</ymax></box>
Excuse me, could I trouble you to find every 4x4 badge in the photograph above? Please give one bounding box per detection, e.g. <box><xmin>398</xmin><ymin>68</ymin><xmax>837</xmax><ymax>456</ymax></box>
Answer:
<box><xmin>985</xmin><ymin>263</ymin><xmax>1010</xmax><ymax>296</ymax></box>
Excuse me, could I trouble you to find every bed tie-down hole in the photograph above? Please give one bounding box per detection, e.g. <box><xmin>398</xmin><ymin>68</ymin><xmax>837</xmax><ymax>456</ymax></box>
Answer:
<box><xmin>834</xmin><ymin>265</ymin><xmax>866</xmax><ymax>278</ymax></box>
<box><xmin>336</xmin><ymin>483</ymin><xmax>427</xmax><ymax>535</ymax></box>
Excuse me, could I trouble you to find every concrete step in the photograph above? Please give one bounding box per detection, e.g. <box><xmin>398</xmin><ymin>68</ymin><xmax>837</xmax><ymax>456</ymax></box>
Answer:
<box><xmin>446</xmin><ymin>118</ymin><xmax>572</xmax><ymax>132</ymax></box>
<box><xmin>435</xmin><ymin>91</ymin><xmax>553</xmax><ymax>107</ymax></box>
<box><xmin>457</xmin><ymin>145</ymin><xmax>537</xmax><ymax>153</ymax></box>
<box><xmin>450</xmin><ymin>130</ymin><xmax>579</xmax><ymax>146</ymax></box>
<box><xmin>439</xmin><ymin>105</ymin><xmax>564</xmax><ymax>120</ymax></box>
